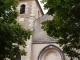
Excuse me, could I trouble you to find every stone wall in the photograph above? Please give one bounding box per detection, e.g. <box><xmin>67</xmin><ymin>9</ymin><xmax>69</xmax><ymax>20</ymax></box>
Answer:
<box><xmin>16</xmin><ymin>0</ymin><xmax>43</xmax><ymax>60</ymax></box>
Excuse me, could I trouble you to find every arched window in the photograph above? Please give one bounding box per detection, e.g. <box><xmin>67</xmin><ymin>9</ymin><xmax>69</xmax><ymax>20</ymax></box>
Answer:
<box><xmin>38</xmin><ymin>45</ymin><xmax>65</xmax><ymax>60</ymax></box>
<box><xmin>20</xmin><ymin>4</ymin><xmax>25</xmax><ymax>14</ymax></box>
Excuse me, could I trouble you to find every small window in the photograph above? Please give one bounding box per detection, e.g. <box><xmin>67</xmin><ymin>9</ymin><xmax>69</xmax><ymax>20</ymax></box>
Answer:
<box><xmin>16</xmin><ymin>56</ymin><xmax>21</xmax><ymax>60</ymax></box>
<box><xmin>20</xmin><ymin>4</ymin><xmax>25</xmax><ymax>14</ymax></box>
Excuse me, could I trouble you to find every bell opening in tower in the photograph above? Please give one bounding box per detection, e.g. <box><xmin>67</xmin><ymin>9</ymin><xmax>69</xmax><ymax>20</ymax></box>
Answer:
<box><xmin>20</xmin><ymin>4</ymin><xmax>25</xmax><ymax>14</ymax></box>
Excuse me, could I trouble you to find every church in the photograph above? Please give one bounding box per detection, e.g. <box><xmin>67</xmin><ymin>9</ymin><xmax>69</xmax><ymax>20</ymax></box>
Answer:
<box><xmin>16</xmin><ymin>0</ymin><xmax>70</xmax><ymax>60</ymax></box>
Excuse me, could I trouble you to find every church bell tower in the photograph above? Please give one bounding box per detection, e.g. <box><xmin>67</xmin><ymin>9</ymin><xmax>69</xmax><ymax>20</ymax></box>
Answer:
<box><xmin>16</xmin><ymin>0</ymin><xmax>44</xmax><ymax>60</ymax></box>
<box><xmin>16</xmin><ymin>0</ymin><xmax>70</xmax><ymax>60</ymax></box>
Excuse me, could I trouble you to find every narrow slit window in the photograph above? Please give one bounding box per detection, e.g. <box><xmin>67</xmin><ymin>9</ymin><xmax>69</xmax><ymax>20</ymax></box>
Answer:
<box><xmin>38</xmin><ymin>10</ymin><xmax>40</xmax><ymax>18</ymax></box>
<box><xmin>20</xmin><ymin>4</ymin><xmax>25</xmax><ymax>14</ymax></box>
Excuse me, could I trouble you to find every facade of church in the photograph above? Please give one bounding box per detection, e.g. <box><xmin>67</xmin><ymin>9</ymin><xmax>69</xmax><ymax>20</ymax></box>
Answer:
<box><xmin>16</xmin><ymin>0</ymin><xmax>70</xmax><ymax>60</ymax></box>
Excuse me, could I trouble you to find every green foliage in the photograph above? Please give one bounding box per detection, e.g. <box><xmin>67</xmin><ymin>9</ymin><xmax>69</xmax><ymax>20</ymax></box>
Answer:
<box><xmin>41</xmin><ymin>0</ymin><xmax>80</xmax><ymax>60</ymax></box>
<box><xmin>0</xmin><ymin>0</ymin><xmax>31</xmax><ymax>60</ymax></box>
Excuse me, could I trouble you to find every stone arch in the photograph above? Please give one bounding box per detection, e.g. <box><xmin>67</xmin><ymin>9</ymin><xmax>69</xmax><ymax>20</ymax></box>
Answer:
<box><xmin>20</xmin><ymin>4</ymin><xmax>25</xmax><ymax>14</ymax></box>
<box><xmin>38</xmin><ymin>45</ymin><xmax>65</xmax><ymax>60</ymax></box>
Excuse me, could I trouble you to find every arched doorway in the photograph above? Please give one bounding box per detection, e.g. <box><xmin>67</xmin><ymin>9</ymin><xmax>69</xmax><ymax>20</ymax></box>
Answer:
<box><xmin>38</xmin><ymin>45</ymin><xmax>65</xmax><ymax>60</ymax></box>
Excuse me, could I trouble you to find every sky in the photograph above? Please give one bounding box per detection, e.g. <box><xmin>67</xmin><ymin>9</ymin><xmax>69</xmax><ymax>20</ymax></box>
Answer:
<box><xmin>38</xmin><ymin>0</ymin><xmax>48</xmax><ymax>14</ymax></box>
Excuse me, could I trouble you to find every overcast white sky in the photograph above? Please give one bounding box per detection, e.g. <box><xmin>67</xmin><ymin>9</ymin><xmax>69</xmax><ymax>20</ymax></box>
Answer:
<box><xmin>38</xmin><ymin>0</ymin><xmax>48</xmax><ymax>14</ymax></box>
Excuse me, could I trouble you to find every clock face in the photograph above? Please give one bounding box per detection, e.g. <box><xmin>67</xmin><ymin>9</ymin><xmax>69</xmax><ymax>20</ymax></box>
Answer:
<box><xmin>41</xmin><ymin>49</ymin><xmax>61</xmax><ymax>60</ymax></box>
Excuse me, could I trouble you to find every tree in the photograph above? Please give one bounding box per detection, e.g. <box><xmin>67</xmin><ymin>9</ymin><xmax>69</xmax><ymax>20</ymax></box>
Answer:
<box><xmin>41</xmin><ymin>0</ymin><xmax>80</xmax><ymax>60</ymax></box>
<box><xmin>0</xmin><ymin>0</ymin><xmax>31</xmax><ymax>60</ymax></box>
